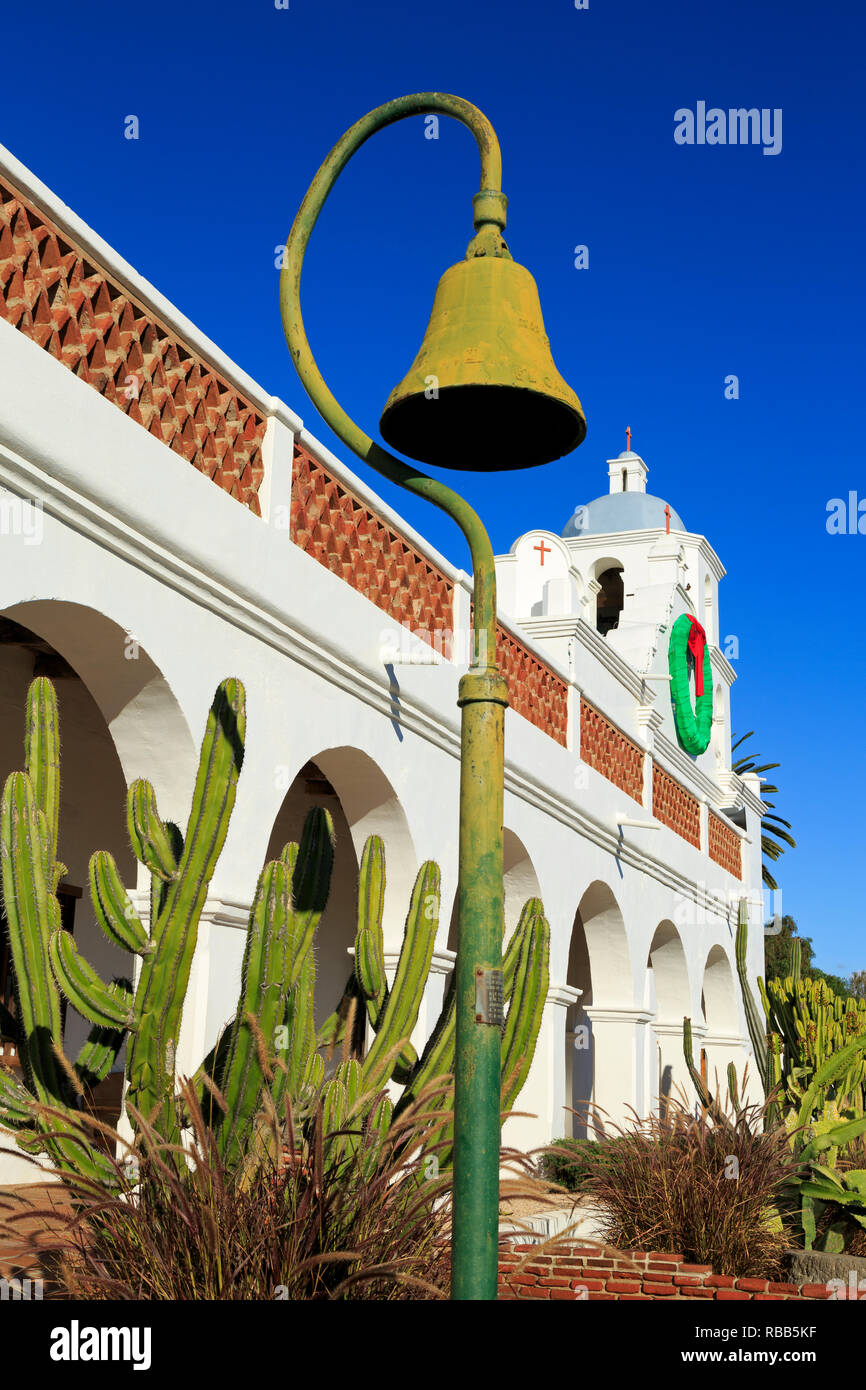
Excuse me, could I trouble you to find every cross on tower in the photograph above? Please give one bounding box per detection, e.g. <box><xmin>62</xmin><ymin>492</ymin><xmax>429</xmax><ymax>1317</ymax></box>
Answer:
<box><xmin>664</xmin><ymin>503</ymin><xmax>671</xmax><ymax>535</ymax></box>
<box><xmin>625</xmin><ymin>425</ymin><xmax>632</xmax><ymax>453</ymax></box>
<box><xmin>534</xmin><ymin>538</ymin><xmax>551</xmax><ymax>566</ymax></box>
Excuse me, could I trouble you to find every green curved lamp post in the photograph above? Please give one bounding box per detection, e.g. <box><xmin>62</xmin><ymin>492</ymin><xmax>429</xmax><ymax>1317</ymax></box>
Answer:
<box><xmin>280</xmin><ymin>92</ymin><xmax>585</xmax><ymax>1301</ymax></box>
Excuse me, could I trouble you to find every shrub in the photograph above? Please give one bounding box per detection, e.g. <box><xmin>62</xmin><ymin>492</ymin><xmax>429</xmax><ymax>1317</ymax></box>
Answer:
<box><xmin>576</xmin><ymin>1097</ymin><xmax>799</xmax><ymax>1278</ymax></box>
<box><xmin>3</xmin><ymin>1082</ymin><xmax>452</xmax><ymax>1301</ymax></box>
<box><xmin>538</xmin><ymin>1136</ymin><xmax>631</xmax><ymax>1192</ymax></box>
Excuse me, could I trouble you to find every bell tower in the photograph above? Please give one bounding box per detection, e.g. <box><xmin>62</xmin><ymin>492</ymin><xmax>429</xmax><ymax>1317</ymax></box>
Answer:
<box><xmin>608</xmin><ymin>450</ymin><xmax>648</xmax><ymax>495</ymax></box>
<box><xmin>607</xmin><ymin>427</ymin><xmax>648</xmax><ymax>494</ymax></box>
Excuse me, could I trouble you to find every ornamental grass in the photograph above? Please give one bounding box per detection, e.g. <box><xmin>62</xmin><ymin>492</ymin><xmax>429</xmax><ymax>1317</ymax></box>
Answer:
<box><xmin>0</xmin><ymin>1078</ymin><xmax>454</xmax><ymax>1300</ymax></box>
<box><xmin>546</xmin><ymin>1090</ymin><xmax>799</xmax><ymax>1278</ymax></box>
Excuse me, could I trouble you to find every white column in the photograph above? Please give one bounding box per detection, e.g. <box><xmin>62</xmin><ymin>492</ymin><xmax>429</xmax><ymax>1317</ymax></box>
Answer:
<box><xmin>179</xmin><ymin>896</ymin><xmax>250</xmax><ymax>1084</ymax></box>
<box><xmin>582</xmin><ymin>1006</ymin><xmax>654</xmax><ymax>1133</ymax></box>
<box><xmin>259</xmin><ymin>402</ymin><xmax>301</xmax><ymax>530</ymax></box>
<box><xmin>551</xmin><ymin>983</ymin><xmax>582</xmax><ymax>1139</ymax></box>
<box><xmin>651</xmin><ymin>1021</ymin><xmax>694</xmax><ymax>1115</ymax></box>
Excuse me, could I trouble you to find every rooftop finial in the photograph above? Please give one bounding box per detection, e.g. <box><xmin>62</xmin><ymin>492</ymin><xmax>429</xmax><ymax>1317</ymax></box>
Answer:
<box><xmin>625</xmin><ymin>425</ymin><xmax>632</xmax><ymax>453</ymax></box>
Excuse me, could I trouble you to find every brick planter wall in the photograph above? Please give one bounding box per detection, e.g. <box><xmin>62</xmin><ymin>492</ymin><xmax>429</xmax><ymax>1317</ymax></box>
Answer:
<box><xmin>498</xmin><ymin>1243</ymin><xmax>858</xmax><ymax>1301</ymax></box>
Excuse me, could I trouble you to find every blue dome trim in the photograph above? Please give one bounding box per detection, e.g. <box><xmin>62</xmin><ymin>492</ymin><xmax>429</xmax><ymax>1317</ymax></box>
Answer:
<box><xmin>562</xmin><ymin>492</ymin><xmax>686</xmax><ymax>538</ymax></box>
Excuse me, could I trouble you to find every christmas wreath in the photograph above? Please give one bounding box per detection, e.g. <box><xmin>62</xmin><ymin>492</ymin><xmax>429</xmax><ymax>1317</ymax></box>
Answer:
<box><xmin>668</xmin><ymin>614</ymin><xmax>713</xmax><ymax>754</ymax></box>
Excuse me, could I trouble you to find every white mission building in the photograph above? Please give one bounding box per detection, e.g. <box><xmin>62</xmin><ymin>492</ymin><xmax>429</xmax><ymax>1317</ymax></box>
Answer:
<box><xmin>0</xmin><ymin>142</ymin><xmax>767</xmax><ymax>1183</ymax></box>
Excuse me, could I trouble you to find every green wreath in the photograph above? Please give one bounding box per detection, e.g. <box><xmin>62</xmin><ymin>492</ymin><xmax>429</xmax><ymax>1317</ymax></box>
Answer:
<box><xmin>668</xmin><ymin>613</ymin><xmax>713</xmax><ymax>755</ymax></box>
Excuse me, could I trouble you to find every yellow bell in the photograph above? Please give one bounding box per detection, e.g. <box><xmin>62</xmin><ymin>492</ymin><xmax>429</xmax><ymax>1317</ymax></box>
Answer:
<box><xmin>380</xmin><ymin>254</ymin><xmax>586</xmax><ymax>471</ymax></box>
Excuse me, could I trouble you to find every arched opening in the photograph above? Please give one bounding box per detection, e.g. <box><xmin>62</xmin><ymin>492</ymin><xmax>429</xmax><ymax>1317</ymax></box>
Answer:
<box><xmin>0</xmin><ymin>603</ymin><xmax>193</xmax><ymax>1166</ymax></box>
<box><xmin>565</xmin><ymin>881</ymin><xmax>631</xmax><ymax>1138</ymax></box>
<box><xmin>703</xmin><ymin>573</ymin><xmax>714</xmax><ymax>644</ymax></box>
<box><xmin>701</xmin><ymin>946</ymin><xmax>738</xmax><ymax>1035</ymax></box>
<box><xmin>265</xmin><ymin>748</ymin><xmax>417</xmax><ymax>1036</ymax></box>
<box><xmin>565</xmin><ymin>911</ymin><xmax>592</xmax><ymax>1138</ymax></box>
<box><xmin>596</xmin><ymin>567</ymin><xmax>624</xmax><ymax>636</ymax></box>
<box><xmin>699</xmin><ymin>945</ymin><xmax>740</xmax><ymax>1104</ymax></box>
<box><xmin>645</xmin><ymin>921</ymin><xmax>690</xmax><ymax>1118</ymax></box>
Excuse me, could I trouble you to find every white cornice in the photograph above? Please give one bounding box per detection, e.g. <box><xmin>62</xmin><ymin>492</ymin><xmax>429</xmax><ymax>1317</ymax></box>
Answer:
<box><xmin>548</xmin><ymin>984</ymin><xmax>582</xmax><ymax>1007</ymax></box>
<box><xmin>565</xmin><ymin>528</ymin><xmax>726</xmax><ymax>581</ymax></box>
<box><xmin>519</xmin><ymin>616</ymin><xmax>582</xmax><ymax>642</ymax></box>
<box><xmin>573</xmin><ymin>620</ymin><xmax>646</xmax><ymax>700</ymax></box>
<box><xmin>710</xmin><ymin>647</ymin><xmax>737</xmax><ymax>686</ymax></box>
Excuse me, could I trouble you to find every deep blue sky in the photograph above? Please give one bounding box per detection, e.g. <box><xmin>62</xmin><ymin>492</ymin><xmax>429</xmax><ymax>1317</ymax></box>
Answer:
<box><xmin>2</xmin><ymin>0</ymin><xmax>863</xmax><ymax>973</ymax></box>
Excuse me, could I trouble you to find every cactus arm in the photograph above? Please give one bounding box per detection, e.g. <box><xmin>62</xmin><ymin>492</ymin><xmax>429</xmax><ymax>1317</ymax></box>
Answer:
<box><xmin>0</xmin><ymin>771</ymin><xmax>64</xmax><ymax>1103</ymax></box>
<box><xmin>127</xmin><ymin>781</ymin><xmax>180</xmax><ymax>883</ymax></box>
<box><xmin>49</xmin><ymin>930</ymin><xmax>137</xmax><ymax>1030</ymax></box>
<box><xmin>735</xmin><ymin>899</ymin><xmax>769</xmax><ymax>1081</ymax></box>
<box><xmin>500</xmin><ymin>899</ymin><xmax>549</xmax><ymax>1112</ymax></box>
<box><xmin>24</xmin><ymin>678</ymin><xmax>63</xmax><ymax>886</ymax></box>
<box><xmin>125</xmin><ymin>679</ymin><xmax>245</xmax><ymax>1128</ymax></box>
<box><xmin>683</xmin><ymin>1017</ymin><xmax>715</xmax><ymax>1110</ymax></box>
<box><xmin>354</xmin><ymin>836</ymin><xmax>387</xmax><ymax>1026</ymax></box>
<box><xmin>89</xmin><ymin>851</ymin><xmax>152</xmax><ymax>956</ymax></box>
<box><xmin>726</xmin><ymin>1062</ymin><xmax>742</xmax><ymax>1117</ymax></box>
<box><xmin>791</xmin><ymin>935</ymin><xmax>802</xmax><ymax>985</ymax></box>
<box><xmin>283</xmin><ymin>807</ymin><xmax>334</xmax><ymax>989</ymax></box>
<box><xmin>284</xmin><ymin>940</ymin><xmax>320</xmax><ymax>1097</ymax></box>
<box><xmin>360</xmin><ymin>861</ymin><xmax>439</xmax><ymax>1091</ymax></box>
<box><xmin>217</xmin><ymin>860</ymin><xmax>291</xmax><ymax>1167</ymax></box>
<box><xmin>73</xmin><ymin>983</ymin><xmax>132</xmax><ymax>1089</ymax></box>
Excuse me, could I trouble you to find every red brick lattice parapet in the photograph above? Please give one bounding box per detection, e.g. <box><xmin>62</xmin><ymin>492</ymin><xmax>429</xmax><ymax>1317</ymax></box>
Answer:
<box><xmin>652</xmin><ymin>762</ymin><xmax>701</xmax><ymax>847</ymax></box>
<box><xmin>580</xmin><ymin>699</ymin><xmax>644</xmax><ymax>804</ymax></box>
<box><xmin>291</xmin><ymin>444</ymin><xmax>455</xmax><ymax>650</ymax></box>
<box><xmin>0</xmin><ymin>177</ymin><xmax>266</xmax><ymax>512</ymax></box>
<box><xmin>498</xmin><ymin>1243</ymin><xmax>851</xmax><ymax>1301</ymax></box>
<box><xmin>496</xmin><ymin>624</ymin><xmax>568</xmax><ymax>747</ymax></box>
<box><xmin>708</xmin><ymin>810</ymin><xmax>742</xmax><ymax>878</ymax></box>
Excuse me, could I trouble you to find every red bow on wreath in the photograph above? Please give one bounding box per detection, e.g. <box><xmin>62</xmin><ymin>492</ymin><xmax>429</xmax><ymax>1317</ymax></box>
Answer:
<box><xmin>686</xmin><ymin>617</ymin><xmax>707</xmax><ymax>696</ymax></box>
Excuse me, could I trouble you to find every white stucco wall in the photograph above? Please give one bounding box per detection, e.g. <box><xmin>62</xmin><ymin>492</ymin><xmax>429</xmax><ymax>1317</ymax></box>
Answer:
<box><xmin>0</xmin><ymin>220</ymin><xmax>766</xmax><ymax>1185</ymax></box>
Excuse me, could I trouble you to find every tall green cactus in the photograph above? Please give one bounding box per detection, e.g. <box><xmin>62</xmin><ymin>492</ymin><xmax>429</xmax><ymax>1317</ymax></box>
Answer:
<box><xmin>0</xmin><ymin>680</ymin><xmax>127</xmax><ymax>1181</ymax></box>
<box><xmin>45</xmin><ymin>679</ymin><xmax>246</xmax><ymax>1152</ymax></box>
<box><xmin>213</xmin><ymin>809</ymin><xmax>334</xmax><ymax>1170</ymax></box>
<box><xmin>2</xmin><ymin>675</ymin><xmax>550</xmax><ymax>1188</ymax></box>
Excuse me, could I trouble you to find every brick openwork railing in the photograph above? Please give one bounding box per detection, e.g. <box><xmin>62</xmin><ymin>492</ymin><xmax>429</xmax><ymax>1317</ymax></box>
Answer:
<box><xmin>652</xmin><ymin>762</ymin><xmax>701</xmax><ymax>847</ymax></box>
<box><xmin>498</xmin><ymin>1243</ymin><xmax>850</xmax><ymax>1301</ymax></box>
<box><xmin>708</xmin><ymin>810</ymin><xmax>742</xmax><ymax>878</ymax></box>
<box><xmin>497</xmin><ymin>624</ymin><xmax>568</xmax><ymax>747</ymax></box>
<box><xmin>580</xmin><ymin>699</ymin><xmax>644</xmax><ymax>803</ymax></box>
<box><xmin>0</xmin><ymin>175</ymin><xmax>267</xmax><ymax>512</ymax></box>
<box><xmin>291</xmin><ymin>444</ymin><xmax>455</xmax><ymax>648</ymax></box>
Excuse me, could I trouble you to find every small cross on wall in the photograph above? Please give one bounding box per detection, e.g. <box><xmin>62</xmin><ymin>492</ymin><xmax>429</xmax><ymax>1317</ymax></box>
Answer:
<box><xmin>533</xmin><ymin>538</ymin><xmax>551</xmax><ymax>566</ymax></box>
